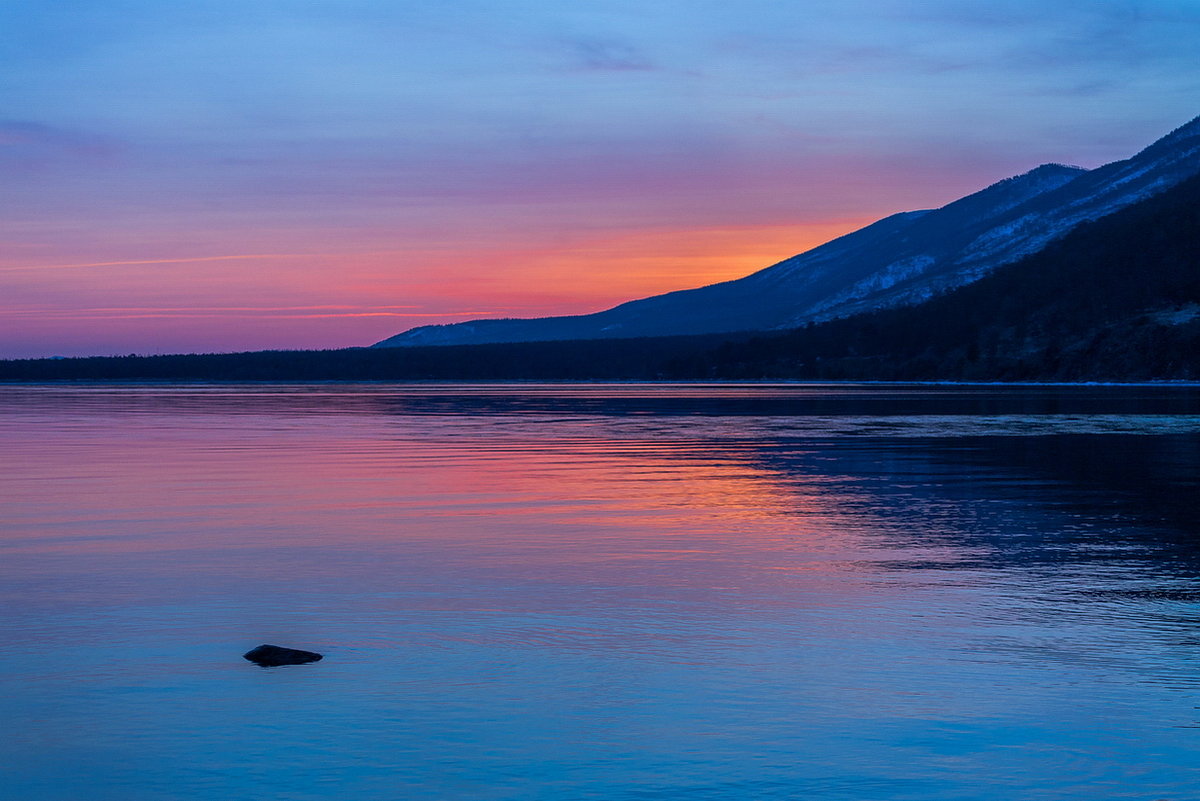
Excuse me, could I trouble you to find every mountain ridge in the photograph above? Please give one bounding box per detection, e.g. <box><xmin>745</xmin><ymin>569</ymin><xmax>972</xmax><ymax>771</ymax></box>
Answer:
<box><xmin>375</xmin><ymin>115</ymin><xmax>1200</xmax><ymax>348</ymax></box>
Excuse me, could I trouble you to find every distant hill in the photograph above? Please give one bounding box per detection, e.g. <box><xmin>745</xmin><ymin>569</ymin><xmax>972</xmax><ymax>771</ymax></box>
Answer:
<box><xmin>375</xmin><ymin>114</ymin><xmax>1200</xmax><ymax>348</ymax></box>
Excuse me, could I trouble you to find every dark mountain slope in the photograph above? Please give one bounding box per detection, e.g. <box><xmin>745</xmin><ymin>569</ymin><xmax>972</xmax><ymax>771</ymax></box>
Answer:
<box><xmin>705</xmin><ymin>169</ymin><xmax>1200</xmax><ymax>380</ymax></box>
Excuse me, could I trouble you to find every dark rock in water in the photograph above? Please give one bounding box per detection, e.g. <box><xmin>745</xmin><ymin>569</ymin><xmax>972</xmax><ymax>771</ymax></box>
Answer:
<box><xmin>243</xmin><ymin>644</ymin><xmax>323</xmax><ymax>667</ymax></box>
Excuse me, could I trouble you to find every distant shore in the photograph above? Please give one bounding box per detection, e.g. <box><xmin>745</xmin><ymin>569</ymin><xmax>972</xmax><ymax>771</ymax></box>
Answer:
<box><xmin>1</xmin><ymin>334</ymin><xmax>1197</xmax><ymax>385</ymax></box>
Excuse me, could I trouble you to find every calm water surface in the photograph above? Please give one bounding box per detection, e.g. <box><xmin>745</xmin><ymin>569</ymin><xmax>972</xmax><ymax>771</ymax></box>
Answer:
<box><xmin>2</xmin><ymin>383</ymin><xmax>1200</xmax><ymax>800</ymax></box>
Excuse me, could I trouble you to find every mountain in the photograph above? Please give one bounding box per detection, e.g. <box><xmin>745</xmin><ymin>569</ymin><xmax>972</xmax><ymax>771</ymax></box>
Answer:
<box><xmin>375</xmin><ymin>114</ymin><xmax>1200</xmax><ymax>348</ymax></box>
<box><xmin>700</xmin><ymin>167</ymin><xmax>1200</xmax><ymax>380</ymax></box>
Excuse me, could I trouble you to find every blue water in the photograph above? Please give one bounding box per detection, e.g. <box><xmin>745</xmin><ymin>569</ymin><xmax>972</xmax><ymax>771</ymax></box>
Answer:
<box><xmin>2</xmin><ymin>383</ymin><xmax>1199</xmax><ymax>800</ymax></box>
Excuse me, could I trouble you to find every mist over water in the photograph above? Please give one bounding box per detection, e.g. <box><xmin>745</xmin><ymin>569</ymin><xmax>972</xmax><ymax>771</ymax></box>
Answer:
<box><xmin>2</xmin><ymin>383</ymin><xmax>1199</xmax><ymax>800</ymax></box>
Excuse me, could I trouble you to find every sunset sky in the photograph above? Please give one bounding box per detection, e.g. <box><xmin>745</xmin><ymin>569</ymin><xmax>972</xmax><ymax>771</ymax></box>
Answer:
<box><xmin>2</xmin><ymin>1</ymin><xmax>1198</xmax><ymax>357</ymax></box>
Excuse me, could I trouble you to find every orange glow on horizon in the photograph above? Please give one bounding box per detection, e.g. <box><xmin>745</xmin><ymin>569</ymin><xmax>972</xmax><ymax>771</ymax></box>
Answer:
<box><xmin>359</xmin><ymin>219</ymin><xmax>875</xmax><ymax>308</ymax></box>
<box><xmin>1</xmin><ymin>216</ymin><xmax>877</xmax><ymax>356</ymax></box>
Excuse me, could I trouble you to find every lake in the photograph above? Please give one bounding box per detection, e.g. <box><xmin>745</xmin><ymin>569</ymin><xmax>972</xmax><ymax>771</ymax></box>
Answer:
<box><xmin>2</xmin><ymin>382</ymin><xmax>1199</xmax><ymax>800</ymax></box>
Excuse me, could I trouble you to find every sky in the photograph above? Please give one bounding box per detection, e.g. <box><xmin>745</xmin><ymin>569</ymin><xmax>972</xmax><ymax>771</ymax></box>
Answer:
<box><xmin>1</xmin><ymin>0</ymin><xmax>1198</xmax><ymax>358</ymax></box>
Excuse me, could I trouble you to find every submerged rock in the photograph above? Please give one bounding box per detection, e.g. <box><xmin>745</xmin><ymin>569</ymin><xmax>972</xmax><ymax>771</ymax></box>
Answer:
<box><xmin>243</xmin><ymin>644</ymin><xmax>323</xmax><ymax>667</ymax></box>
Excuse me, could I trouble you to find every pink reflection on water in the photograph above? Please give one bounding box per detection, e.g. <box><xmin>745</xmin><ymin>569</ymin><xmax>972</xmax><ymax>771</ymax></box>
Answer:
<box><xmin>1</xmin><ymin>385</ymin><xmax>916</xmax><ymax>618</ymax></box>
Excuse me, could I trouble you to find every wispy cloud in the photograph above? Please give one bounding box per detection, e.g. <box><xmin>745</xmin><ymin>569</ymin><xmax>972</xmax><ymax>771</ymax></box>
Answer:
<box><xmin>0</xmin><ymin>120</ymin><xmax>117</xmax><ymax>169</ymax></box>
<box><xmin>564</xmin><ymin>36</ymin><xmax>655</xmax><ymax>72</ymax></box>
<box><xmin>2</xmin><ymin>306</ymin><xmax>512</xmax><ymax>320</ymax></box>
<box><xmin>0</xmin><ymin>249</ymin><xmax>429</xmax><ymax>272</ymax></box>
